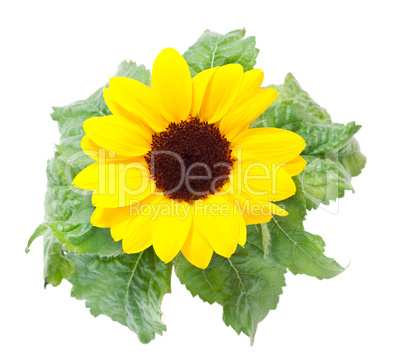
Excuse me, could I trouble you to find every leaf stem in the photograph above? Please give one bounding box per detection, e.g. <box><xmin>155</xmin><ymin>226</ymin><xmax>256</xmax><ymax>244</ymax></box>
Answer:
<box><xmin>261</xmin><ymin>223</ymin><xmax>271</xmax><ymax>258</ymax></box>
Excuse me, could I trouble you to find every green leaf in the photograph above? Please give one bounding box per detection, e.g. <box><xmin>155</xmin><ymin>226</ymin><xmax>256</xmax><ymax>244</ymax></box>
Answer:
<box><xmin>67</xmin><ymin>249</ymin><xmax>172</xmax><ymax>344</ymax></box>
<box><xmin>269</xmin><ymin>73</ymin><xmax>331</xmax><ymax>121</ymax></box>
<box><xmin>252</xmin><ymin>73</ymin><xmax>365</xmax><ymax>209</ymax></box>
<box><xmin>114</xmin><ymin>61</ymin><xmax>151</xmax><ymax>86</ymax></box>
<box><xmin>328</xmin><ymin>137</ymin><xmax>367</xmax><ymax>177</ymax></box>
<box><xmin>249</xmin><ymin>73</ymin><xmax>354</xmax><ymax>278</ymax></box>
<box><xmin>51</xmin><ymin>86</ymin><xmax>110</xmax><ymax>142</ymax></box>
<box><xmin>254</xmin><ymin>98</ymin><xmax>361</xmax><ymax>155</ymax></box>
<box><xmin>26</xmin><ymin>223</ymin><xmax>49</xmax><ymax>253</ymax></box>
<box><xmin>32</xmin><ymin>58</ymin><xmax>171</xmax><ymax>341</ymax></box>
<box><xmin>26</xmin><ymin>222</ymin><xmax>74</xmax><ymax>287</ymax></box>
<box><xmin>276</xmin><ymin>176</ymin><xmax>307</xmax><ymax>228</ymax></box>
<box><xmin>55</xmin><ymin>144</ymin><xmax>94</xmax><ymax>170</ymax></box>
<box><xmin>33</xmin><ymin>62</ymin><xmax>152</xmax><ymax>252</ymax></box>
<box><xmin>29</xmin><ymin>61</ymin><xmax>152</xmax><ymax>276</ymax></box>
<box><xmin>269</xmin><ymin>218</ymin><xmax>345</xmax><ymax>279</ymax></box>
<box><xmin>301</xmin><ymin>156</ymin><xmax>354</xmax><ymax>210</ymax></box>
<box><xmin>175</xmin><ymin>224</ymin><xmax>286</xmax><ymax>344</ymax></box>
<box><xmin>270</xmin><ymin>186</ymin><xmax>345</xmax><ymax>279</ymax></box>
<box><xmin>253</xmin><ymin>73</ymin><xmax>364</xmax><ymax>155</ymax></box>
<box><xmin>43</xmin><ymin>235</ymin><xmax>74</xmax><ymax>287</ymax></box>
<box><xmin>34</xmin><ymin>151</ymin><xmax>123</xmax><ymax>257</ymax></box>
<box><xmin>183</xmin><ymin>29</ymin><xmax>259</xmax><ymax>76</ymax></box>
<box><xmin>27</xmin><ymin>221</ymin><xmax>123</xmax><ymax>257</ymax></box>
<box><xmin>51</xmin><ymin>61</ymin><xmax>151</xmax><ymax>142</ymax></box>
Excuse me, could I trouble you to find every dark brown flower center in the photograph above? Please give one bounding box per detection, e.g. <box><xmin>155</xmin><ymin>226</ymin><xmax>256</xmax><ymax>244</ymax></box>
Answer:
<box><xmin>145</xmin><ymin>117</ymin><xmax>234</xmax><ymax>202</ymax></box>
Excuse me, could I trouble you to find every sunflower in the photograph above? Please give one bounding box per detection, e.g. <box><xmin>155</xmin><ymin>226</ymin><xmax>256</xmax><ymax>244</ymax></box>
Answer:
<box><xmin>73</xmin><ymin>48</ymin><xmax>306</xmax><ymax>269</ymax></box>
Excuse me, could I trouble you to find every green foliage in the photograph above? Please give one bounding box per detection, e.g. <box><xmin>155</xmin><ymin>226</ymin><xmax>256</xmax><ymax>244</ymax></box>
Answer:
<box><xmin>68</xmin><ymin>249</ymin><xmax>172</xmax><ymax>344</ymax></box>
<box><xmin>269</xmin><ymin>218</ymin><xmax>345</xmax><ymax>279</ymax></box>
<box><xmin>27</xmin><ymin>128</ymin><xmax>124</xmax><ymax>258</ymax></box>
<box><xmin>51</xmin><ymin>61</ymin><xmax>150</xmax><ymax>142</ymax></box>
<box><xmin>175</xmin><ymin>224</ymin><xmax>286</xmax><ymax>344</ymax></box>
<box><xmin>301</xmin><ymin>156</ymin><xmax>354</xmax><ymax>210</ymax></box>
<box><xmin>27</xmin><ymin>62</ymin><xmax>152</xmax><ymax>258</ymax></box>
<box><xmin>272</xmin><ymin>182</ymin><xmax>345</xmax><ymax>279</ymax></box>
<box><xmin>43</xmin><ymin>235</ymin><xmax>74</xmax><ymax>287</ymax></box>
<box><xmin>329</xmin><ymin>137</ymin><xmax>366</xmax><ymax>177</ymax></box>
<box><xmin>27</xmin><ymin>221</ymin><xmax>123</xmax><ymax>257</ymax></box>
<box><xmin>175</xmin><ymin>40</ymin><xmax>365</xmax><ymax>342</ymax></box>
<box><xmin>183</xmin><ymin>28</ymin><xmax>259</xmax><ymax>76</ymax></box>
<box><xmin>252</xmin><ymin>73</ymin><xmax>366</xmax><ymax>210</ymax></box>
<box><xmin>27</xmin><ymin>29</ymin><xmax>365</xmax><ymax>344</ymax></box>
<box><xmin>27</xmin><ymin>62</ymin><xmax>173</xmax><ymax>342</ymax></box>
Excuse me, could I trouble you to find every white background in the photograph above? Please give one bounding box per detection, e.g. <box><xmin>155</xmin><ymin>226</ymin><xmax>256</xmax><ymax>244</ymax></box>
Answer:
<box><xmin>1</xmin><ymin>0</ymin><xmax>401</xmax><ymax>361</ymax></box>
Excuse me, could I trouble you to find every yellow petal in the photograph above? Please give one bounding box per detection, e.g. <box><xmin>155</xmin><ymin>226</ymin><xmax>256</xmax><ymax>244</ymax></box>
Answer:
<box><xmin>107</xmin><ymin>78</ymin><xmax>168</xmax><ymax>133</ymax></box>
<box><xmin>83</xmin><ymin>115</ymin><xmax>151</xmax><ymax>157</ymax></box>
<box><xmin>80</xmin><ymin>135</ymin><xmax>139</xmax><ymax>164</ymax></box>
<box><xmin>81</xmin><ymin>135</ymin><xmax>99</xmax><ymax>160</ymax></box>
<box><xmin>243</xmin><ymin>213</ymin><xmax>272</xmax><ymax>226</ymax></box>
<box><xmin>151</xmin><ymin>48</ymin><xmax>192</xmax><ymax>123</ymax></box>
<box><xmin>72</xmin><ymin>162</ymin><xmax>99</xmax><ymax>190</ymax></box>
<box><xmin>90</xmin><ymin>206</ymin><xmax>131</xmax><ymax>228</ymax></box>
<box><xmin>103</xmin><ymin>87</ymin><xmax>151</xmax><ymax>135</ymax></box>
<box><xmin>284</xmin><ymin>156</ymin><xmax>307</xmax><ymax>176</ymax></box>
<box><xmin>198</xmin><ymin>64</ymin><xmax>244</xmax><ymax>124</ymax></box>
<box><xmin>122</xmin><ymin>211</ymin><xmax>155</xmax><ymax>254</ymax></box>
<box><xmin>90</xmin><ymin>207</ymin><xmax>114</xmax><ymax>227</ymax></box>
<box><xmin>233</xmin><ymin>196</ymin><xmax>288</xmax><ymax>225</ymax></box>
<box><xmin>73</xmin><ymin>159</ymin><xmax>147</xmax><ymax>189</ymax></box>
<box><xmin>219</xmin><ymin>88</ymin><xmax>278</xmax><ymax>141</ymax></box>
<box><xmin>237</xmin><ymin>69</ymin><xmax>264</xmax><ymax>100</ymax></box>
<box><xmin>110</xmin><ymin>217</ymin><xmax>131</xmax><ymax>242</ymax></box>
<box><xmin>232</xmin><ymin>128</ymin><xmax>306</xmax><ymax>163</ymax></box>
<box><xmin>267</xmin><ymin>202</ymin><xmax>288</xmax><ymax>216</ymax></box>
<box><xmin>230</xmin><ymin>161</ymin><xmax>297</xmax><ymax>202</ymax></box>
<box><xmin>236</xmin><ymin>206</ymin><xmax>247</xmax><ymax>247</ymax></box>
<box><xmin>92</xmin><ymin>184</ymin><xmax>155</xmax><ymax>208</ymax></box>
<box><xmin>152</xmin><ymin>198</ymin><xmax>193</xmax><ymax>263</ymax></box>
<box><xmin>74</xmin><ymin>160</ymin><xmax>155</xmax><ymax>207</ymax></box>
<box><xmin>103</xmin><ymin>87</ymin><xmax>133</xmax><ymax>121</ymax></box>
<box><xmin>192</xmin><ymin>195</ymin><xmax>246</xmax><ymax>258</ymax></box>
<box><xmin>109</xmin><ymin>194</ymin><xmax>165</xmax><ymax>242</ymax></box>
<box><xmin>181</xmin><ymin>223</ymin><xmax>214</xmax><ymax>269</ymax></box>
<box><xmin>190</xmin><ymin>67</ymin><xmax>217</xmax><ymax>118</ymax></box>
<box><xmin>73</xmin><ymin>158</ymin><xmax>149</xmax><ymax>191</ymax></box>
